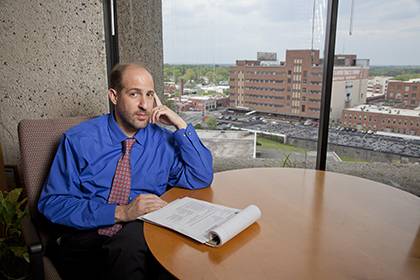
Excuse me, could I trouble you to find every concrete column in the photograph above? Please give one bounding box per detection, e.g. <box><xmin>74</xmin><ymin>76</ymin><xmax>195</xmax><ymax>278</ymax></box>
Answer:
<box><xmin>116</xmin><ymin>0</ymin><xmax>164</xmax><ymax>96</ymax></box>
<box><xmin>0</xmin><ymin>0</ymin><xmax>108</xmax><ymax>165</ymax></box>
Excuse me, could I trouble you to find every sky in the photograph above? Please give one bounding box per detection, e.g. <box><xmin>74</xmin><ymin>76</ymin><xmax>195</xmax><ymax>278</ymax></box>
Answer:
<box><xmin>162</xmin><ymin>0</ymin><xmax>420</xmax><ymax>65</ymax></box>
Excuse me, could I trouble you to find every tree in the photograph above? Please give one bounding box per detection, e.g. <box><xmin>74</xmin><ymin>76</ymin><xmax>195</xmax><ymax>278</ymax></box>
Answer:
<box><xmin>182</xmin><ymin>68</ymin><xmax>196</xmax><ymax>83</ymax></box>
<box><xmin>205</xmin><ymin>116</ymin><xmax>217</xmax><ymax>130</ymax></box>
<box><xmin>205</xmin><ymin>71</ymin><xmax>216</xmax><ymax>84</ymax></box>
<box><xmin>164</xmin><ymin>64</ymin><xmax>231</xmax><ymax>86</ymax></box>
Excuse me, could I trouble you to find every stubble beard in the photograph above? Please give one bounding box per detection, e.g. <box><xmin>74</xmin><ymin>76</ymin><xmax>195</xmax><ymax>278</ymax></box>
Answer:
<box><xmin>128</xmin><ymin>111</ymin><xmax>149</xmax><ymax>130</ymax></box>
<box><xmin>117</xmin><ymin>109</ymin><xmax>150</xmax><ymax>134</ymax></box>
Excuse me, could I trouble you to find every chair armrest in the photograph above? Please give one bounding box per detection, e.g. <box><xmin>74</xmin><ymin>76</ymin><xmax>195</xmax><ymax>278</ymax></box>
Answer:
<box><xmin>21</xmin><ymin>215</ymin><xmax>45</xmax><ymax>280</ymax></box>
<box><xmin>21</xmin><ymin>215</ymin><xmax>43</xmax><ymax>254</ymax></box>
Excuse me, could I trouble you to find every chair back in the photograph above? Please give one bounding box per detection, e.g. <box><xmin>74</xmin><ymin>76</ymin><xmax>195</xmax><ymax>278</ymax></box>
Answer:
<box><xmin>18</xmin><ymin>117</ymin><xmax>89</xmax><ymax>240</ymax></box>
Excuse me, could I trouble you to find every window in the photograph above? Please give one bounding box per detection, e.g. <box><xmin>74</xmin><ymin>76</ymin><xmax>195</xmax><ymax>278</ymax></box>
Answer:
<box><xmin>163</xmin><ymin>0</ymin><xmax>419</xmax><ymax>197</ymax></box>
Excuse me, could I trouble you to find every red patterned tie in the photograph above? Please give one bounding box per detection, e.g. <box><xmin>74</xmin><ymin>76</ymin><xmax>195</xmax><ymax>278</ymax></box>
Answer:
<box><xmin>98</xmin><ymin>138</ymin><xmax>136</xmax><ymax>236</ymax></box>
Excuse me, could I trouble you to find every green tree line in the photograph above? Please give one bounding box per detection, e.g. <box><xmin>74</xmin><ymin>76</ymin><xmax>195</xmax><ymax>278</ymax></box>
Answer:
<box><xmin>164</xmin><ymin>64</ymin><xmax>231</xmax><ymax>84</ymax></box>
<box><xmin>369</xmin><ymin>66</ymin><xmax>420</xmax><ymax>80</ymax></box>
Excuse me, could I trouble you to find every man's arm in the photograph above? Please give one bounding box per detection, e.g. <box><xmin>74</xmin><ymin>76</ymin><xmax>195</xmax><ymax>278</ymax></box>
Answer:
<box><xmin>149</xmin><ymin>93</ymin><xmax>213</xmax><ymax>189</ymax></box>
<box><xmin>38</xmin><ymin>135</ymin><xmax>116</xmax><ymax>230</ymax></box>
<box><xmin>167</xmin><ymin>124</ymin><xmax>213</xmax><ymax>189</ymax></box>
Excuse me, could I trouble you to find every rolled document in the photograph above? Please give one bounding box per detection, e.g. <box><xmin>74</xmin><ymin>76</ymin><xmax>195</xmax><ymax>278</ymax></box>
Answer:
<box><xmin>207</xmin><ymin>205</ymin><xmax>261</xmax><ymax>247</ymax></box>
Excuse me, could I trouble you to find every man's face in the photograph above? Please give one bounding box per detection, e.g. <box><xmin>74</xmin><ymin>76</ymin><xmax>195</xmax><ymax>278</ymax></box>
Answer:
<box><xmin>109</xmin><ymin>66</ymin><xmax>156</xmax><ymax>136</ymax></box>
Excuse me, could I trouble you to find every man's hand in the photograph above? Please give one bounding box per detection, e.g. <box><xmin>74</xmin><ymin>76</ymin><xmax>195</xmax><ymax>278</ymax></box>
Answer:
<box><xmin>150</xmin><ymin>93</ymin><xmax>187</xmax><ymax>130</ymax></box>
<box><xmin>115</xmin><ymin>194</ymin><xmax>168</xmax><ymax>222</ymax></box>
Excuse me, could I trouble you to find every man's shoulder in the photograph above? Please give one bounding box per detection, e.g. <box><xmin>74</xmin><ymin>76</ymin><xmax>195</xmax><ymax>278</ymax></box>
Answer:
<box><xmin>64</xmin><ymin>114</ymin><xmax>108</xmax><ymax>140</ymax></box>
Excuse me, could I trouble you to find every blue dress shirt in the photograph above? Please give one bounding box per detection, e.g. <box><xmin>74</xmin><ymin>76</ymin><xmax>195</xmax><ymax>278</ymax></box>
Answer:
<box><xmin>38</xmin><ymin>113</ymin><xmax>213</xmax><ymax>230</ymax></box>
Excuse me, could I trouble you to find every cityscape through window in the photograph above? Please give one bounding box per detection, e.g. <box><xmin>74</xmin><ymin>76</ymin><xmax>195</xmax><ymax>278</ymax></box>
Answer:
<box><xmin>162</xmin><ymin>0</ymin><xmax>420</xmax><ymax>197</ymax></box>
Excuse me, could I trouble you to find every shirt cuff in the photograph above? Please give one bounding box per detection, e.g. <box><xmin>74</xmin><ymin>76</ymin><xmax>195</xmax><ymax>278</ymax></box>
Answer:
<box><xmin>99</xmin><ymin>203</ymin><xmax>118</xmax><ymax>226</ymax></box>
<box><xmin>173</xmin><ymin>123</ymin><xmax>198</xmax><ymax>144</ymax></box>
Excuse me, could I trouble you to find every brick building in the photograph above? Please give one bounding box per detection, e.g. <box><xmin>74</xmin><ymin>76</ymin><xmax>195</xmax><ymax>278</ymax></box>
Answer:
<box><xmin>386</xmin><ymin>79</ymin><xmax>420</xmax><ymax>109</ymax></box>
<box><xmin>173</xmin><ymin>95</ymin><xmax>229</xmax><ymax>112</ymax></box>
<box><xmin>342</xmin><ymin>105</ymin><xmax>420</xmax><ymax>135</ymax></box>
<box><xmin>189</xmin><ymin>96</ymin><xmax>217</xmax><ymax>111</ymax></box>
<box><xmin>164</xmin><ymin>82</ymin><xmax>177</xmax><ymax>96</ymax></box>
<box><xmin>229</xmin><ymin>50</ymin><xmax>369</xmax><ymax>120</ymax></box>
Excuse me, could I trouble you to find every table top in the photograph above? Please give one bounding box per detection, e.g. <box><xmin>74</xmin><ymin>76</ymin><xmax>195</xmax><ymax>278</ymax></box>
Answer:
<box><xmin>144</xmin><ymin>168</ymin><xmax>420</xmax><ymax>279</ymax></box>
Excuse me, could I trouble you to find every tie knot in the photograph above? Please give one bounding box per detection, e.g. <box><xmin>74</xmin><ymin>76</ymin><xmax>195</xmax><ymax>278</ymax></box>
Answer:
<box><xmin>123</xmin><ymin>138</ymin><xmax>136</xmax><ymax>154</ymax></box>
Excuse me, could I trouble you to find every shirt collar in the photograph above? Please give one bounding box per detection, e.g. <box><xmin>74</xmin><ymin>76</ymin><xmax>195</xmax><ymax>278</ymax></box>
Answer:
<box><xmin>107</xmin><ymin>112</ymin><xmax>148</xmax><ymax>146</ymax></box>
<box><xmin>133</xmin><ymin>123</ymin><xmax>148</xmax><ymax>146</ymax></box>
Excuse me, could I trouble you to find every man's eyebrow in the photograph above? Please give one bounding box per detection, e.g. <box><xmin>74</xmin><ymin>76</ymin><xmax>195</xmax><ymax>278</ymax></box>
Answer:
<box><xmin>126</xmin><ymin>88</ymin><xmax>155</xmax><ymax>94</ymax></box>
<box><xmin>127</xmin><ymin>88</ymin><xmax>142</xmax><ymax>92</ymax></box>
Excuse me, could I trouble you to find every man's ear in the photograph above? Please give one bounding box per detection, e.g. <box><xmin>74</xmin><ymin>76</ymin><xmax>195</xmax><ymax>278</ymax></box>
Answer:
<box><xmin>108</xmin><ymin>88</ymin><xmax>118</xmax><ymax>105</ymax></box>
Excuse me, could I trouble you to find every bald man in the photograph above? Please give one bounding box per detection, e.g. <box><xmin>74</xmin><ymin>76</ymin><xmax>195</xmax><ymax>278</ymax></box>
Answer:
<box><xmin>38</xmin><ymin>64</ymin><xmax>213</xmax><ymax>279</ymax></box>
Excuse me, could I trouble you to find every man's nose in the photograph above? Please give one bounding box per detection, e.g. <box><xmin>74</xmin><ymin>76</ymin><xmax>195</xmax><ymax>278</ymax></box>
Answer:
<box><xmin>138</xmin><ymin>95</ymin><xmax>146</xmax><ymax>108</ymax></box>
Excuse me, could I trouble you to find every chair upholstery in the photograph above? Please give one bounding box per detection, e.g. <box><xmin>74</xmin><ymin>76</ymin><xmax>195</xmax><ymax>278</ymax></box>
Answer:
<box><xmin>18</xmin><ymin>117</ymin><xmax>90</xmax><ymax>280</ymax></box>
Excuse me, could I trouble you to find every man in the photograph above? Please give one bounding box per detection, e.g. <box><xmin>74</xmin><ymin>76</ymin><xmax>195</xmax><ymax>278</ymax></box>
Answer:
<box><xmin>38</xmin><ymin>64</ymin><xmax>213</xmax><ymax>279</ymax></box>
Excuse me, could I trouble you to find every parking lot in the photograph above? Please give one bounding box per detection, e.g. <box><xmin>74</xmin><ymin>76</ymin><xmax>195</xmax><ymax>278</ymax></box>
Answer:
<box><xmin>211</xmin><ymin>110</ymin><xmax>420</xmax><ymax>159</ymax></box>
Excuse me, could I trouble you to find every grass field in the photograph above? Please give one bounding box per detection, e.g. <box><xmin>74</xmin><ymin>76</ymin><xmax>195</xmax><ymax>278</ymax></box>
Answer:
<box><xmin>257</xmin><ymin>136</ymin><xmax>307</xmax><ymax>153</ymax></box>
<box><xmin>257</xmin><ymin>136</ymin><xmax>375</xmax><ymax>165</ymax></box>
<box><xmin>337</xmin><ymin>155</ymin><xmax>369</xmax><ymax>163</ymax></box>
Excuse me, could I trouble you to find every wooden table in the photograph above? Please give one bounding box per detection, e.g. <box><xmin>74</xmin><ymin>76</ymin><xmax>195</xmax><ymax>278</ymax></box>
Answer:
<box><xmin>144</xmin><ymin>168</ymin><xmax>420</xmax><ymax>279</ymax></box>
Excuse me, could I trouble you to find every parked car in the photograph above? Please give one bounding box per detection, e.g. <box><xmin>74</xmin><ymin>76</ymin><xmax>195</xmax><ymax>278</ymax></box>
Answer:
<box><xmin>304</xmin><ymin>119</ymin><xmax>312</xmax><ymax>126</ymax></box>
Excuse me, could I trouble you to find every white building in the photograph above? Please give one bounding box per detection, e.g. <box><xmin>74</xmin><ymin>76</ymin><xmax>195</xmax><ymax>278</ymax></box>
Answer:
<box><xmin>330</xmin><ymin>65</ymin><xmax>369</xmax><ymax>121</ymax></box>
<box><xmin>198</xmin><ymin>85</ymin><xmax>229</xmax><ymax>94</ymax></box>
<box><xmin>367</xmin><ymin>76</ymin><xmax>392</xmax><ymax>97</ymax></box>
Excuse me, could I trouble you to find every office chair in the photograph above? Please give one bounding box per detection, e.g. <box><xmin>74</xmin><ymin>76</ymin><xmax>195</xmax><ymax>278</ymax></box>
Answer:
<box><xmin>18</xmin><ymin>117</ymin><xmax>89</xmax><ymax>280</ymax></box>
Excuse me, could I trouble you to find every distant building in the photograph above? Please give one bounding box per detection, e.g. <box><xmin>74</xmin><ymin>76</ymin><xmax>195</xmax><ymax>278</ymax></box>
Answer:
<box><xmin>164</xmin><ymin>82</ymin><xmax>177</xmax><ymax>96</ymax></box>
<box><xmin>366</xmin><ymin>76</ymin><xmax>391</xmax><ymax>104</ymax></box>
<box><xmin>189</xmin><ymin>96</ymin><xmax>217</xmax><ymax>111</ymax></box>
<box><xmin>215</xmin><ymin>96</ymin><xmax>230</xmax><ymax>108</ymax></box>
<box><xmin>200</xmin><ymin>85</ymin><xmax>229</xmax><ymax>94</ymax></box>
<box><xmin>342</xmin><ymin>104</ymin><xmax>420</xmax><ymax>135</ymax></box>
<box><xmin>331</xmin><ymin>59</ymin><xmax>369</xmax><ymax>121</ymax></box>
<box><xmin>229</xmin><ymin>50</ymin><xmax>369</xmax><ymax>121</ymax></box>
<box><xmin>367</xmin><ymin>76</ymin><xmax>391</xmax><ymax>97</ymax></box>
<box><xmin>174</xmin><ymin>95</ymin><xmax>229</xmax><ymax>112</ymax></box>
<box><xmin>173</xmin><ymin>100</ymin><xmax>193</xmax><ymax>111</ymax></box>
<box><xmin>386</xmin><ymin>79</ymin><xmax>420</xmax><ymax>109</ymax></box>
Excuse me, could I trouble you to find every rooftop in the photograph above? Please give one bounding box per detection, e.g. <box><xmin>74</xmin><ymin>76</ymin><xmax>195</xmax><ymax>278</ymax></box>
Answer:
<box><xmin>197</xmin><ymin>130</ymin><xmax>255</xmax><ymax>158</ymax></box>
<box><xmin>345</xmin><ymin>105</ymin><xmax>420</xmax><ymax>117</ymax></box>
<box><xmin>188</xmin><ymin>96</ymin><xmax>214</xmax><ymax>101</ymax></box>
<box><xmin>389</xmin><ymin>79</ymin><xmax>420</xmax><ymax>84</ymax></box>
